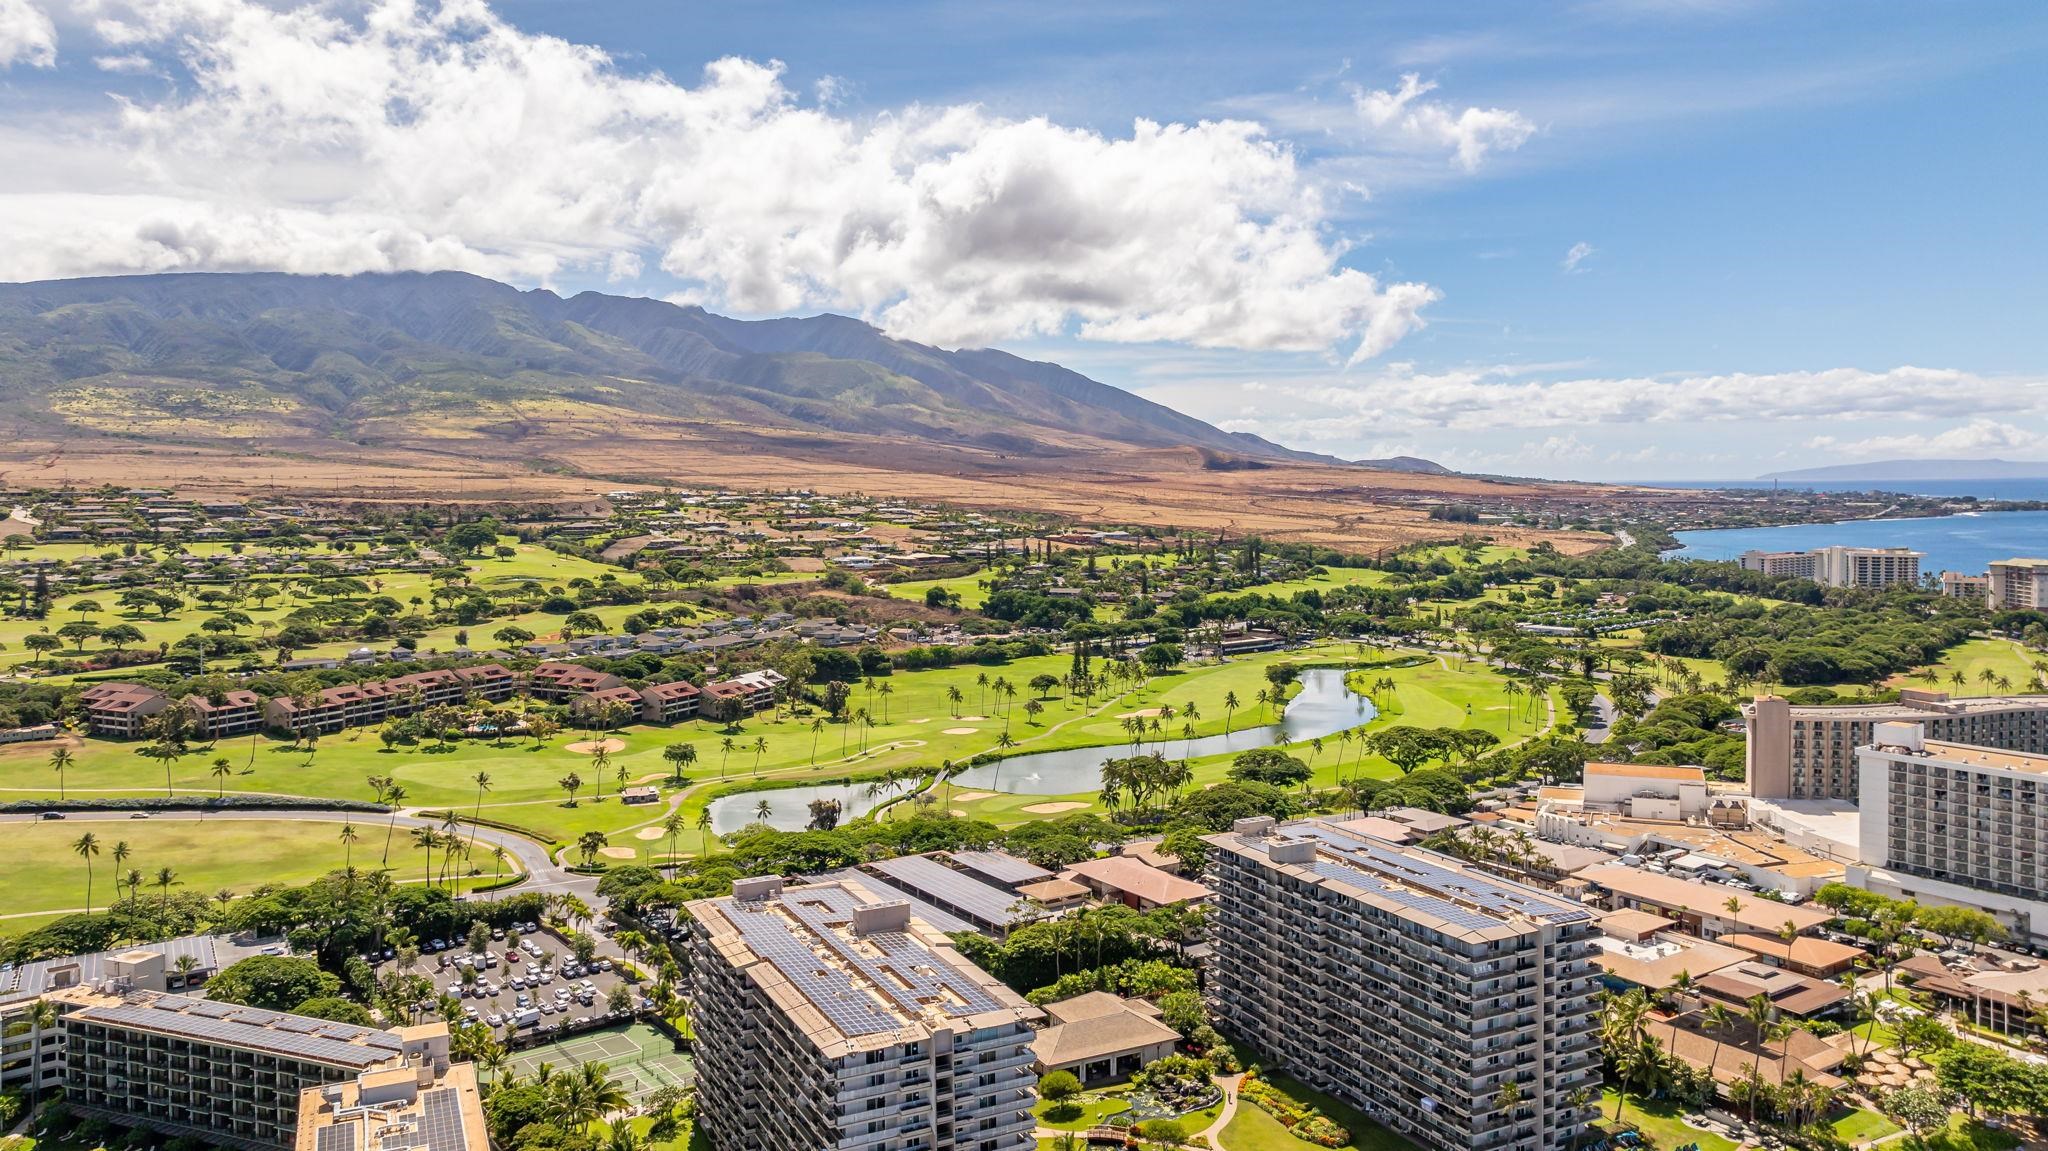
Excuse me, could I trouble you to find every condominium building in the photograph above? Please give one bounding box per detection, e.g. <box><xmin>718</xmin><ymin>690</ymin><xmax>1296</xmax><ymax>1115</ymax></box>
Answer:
<box><xmin>78</xmin><ymin>683</ymin><xmax>171</xmax><ymax>738</ymax></box>
<box><xmin>185</xmin><ymin>690</ymin><xmax>267</xmax><ymax>739</ymax></box>
<box><xmin>1205</xmin><ymin>817</ymin><xmax>1603</xmax><ymax>1151</ymax></box>
<box><xmin>1738</xmin><ymin>546</ymin><xmax>1923</xmax><ymax>589</ymax></box>
<box><xmin>685</xmin><ymin>876</ymin><xmax>1043</xmax><ymax>1151</ymax></box>
<box><xmin>0</xmin><ymin>936</ymin><xmax>223</xmax><ymax>1096</ymax></box>
<box><xmin>1941</xmin><ymin>571</ymin><xmax>1992</xmax><ymax>601</ymax></box>
<box><xmin>1746</xmin><ymin>690</ymin><xmax>2048</xmax><ymax>800</ymax></box>
<box><xmin>295</xmin><ymin>1055</ymin><xmax>487</xmax><ymax>1151</ymax></box>
<box><xmin>60</xmin><ymin>990</ymin><xmax>448</xmax><ymax>1150</ymax></box>
<box><xmin>1988</xmin><ymin>559</ymin><xmax>2048</xmax><ymax>611</ymax></box>
<box><xmin>263</xmin><ymin>664</ymin><xmax>517</xmax><ymax>734</ymax></box>
<box><xmin>1856</xmin><ymin>724</ymin><xmax>2048</xmax><ymax>941</ymax></box>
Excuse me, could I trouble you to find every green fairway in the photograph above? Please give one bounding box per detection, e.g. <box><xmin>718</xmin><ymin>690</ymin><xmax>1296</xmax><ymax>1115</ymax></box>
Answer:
<box><xmin>884</xmin><ymin>572</ymin><xmax>993</xmax><ymax>609</ymax></box>
<box><xmin>1890</xmin><ymin>636</ymin><xmax>2045</xmax><ymax>695</ymax></box>
<box><xmin>0</xmin><ymin>816</ymin><xmax>469</xmax><ymax>921</ymax></box>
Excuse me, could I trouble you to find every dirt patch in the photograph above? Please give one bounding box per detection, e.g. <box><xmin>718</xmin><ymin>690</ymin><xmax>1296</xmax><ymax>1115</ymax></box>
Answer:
<box><xmin>1022</xmin><ymin>801</ymin><xmax>1088</xmax><ymax>814</ymax></box>
<box><xmin>565</xmin><ymin>738</ymin><xmax>626</xmax><ymax>754</ymax></box>
<box><xmin>952</xmin><ymin>791</ymin><xmax>995</xmax><ymax>802</ymax></box>
<box><xmin>633</xmin><ymin>827</ymin><xmax>667</xmax><ymax>840</ymax></box>
<box><xmin>941</xmin><ymin>727</ymin><xmax>979</xmax><ymax>736</ymax></box>
<box><xmin>597</xmin><ymin>846</ymin><xmax>637</xmax><ymax>859</ymax></box>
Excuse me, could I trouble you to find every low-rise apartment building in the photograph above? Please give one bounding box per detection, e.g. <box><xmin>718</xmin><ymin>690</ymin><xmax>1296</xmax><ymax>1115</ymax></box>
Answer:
<box><xmin>1989</xmin><ymin>558</ymin><xmax>2048</xmax><ymax>611</ymax></box>
<box><xmin>1746</xmin><ymin>690</ymin><xmax>2048</xmax><ymax>800</ymax></box>
<box><xmin>1856</xmin><ymin>723</ymin><xmax>2048</xmax><ymax>941</ymax></box>
<box><xmin>78</xmin><ymin>683</ymin><xmax>171</xmax><ymax>738</ymax></box>
<box><xmin>185</xmin><ymin>690</ymin><xmax>267</xmax><ymax>739</ymax></box>
<box><xmin>685</xmin><ymin>876</ymin><xmax>1042</xmax><ymax>1151</ymax></box>
<box><xmin>1206</xmin><ymin>817</ymin><xmax>1603</xmax><ymax>1151</ymax></box>
<box><xmin>263</xmin><ymin>665</ymin><xmax>517</xmax><ymax>734</ymax></box>
<box><xmin>525</xmin><ymin>662</ymin><xmax>623</xmax><ymax>701</ymax></box>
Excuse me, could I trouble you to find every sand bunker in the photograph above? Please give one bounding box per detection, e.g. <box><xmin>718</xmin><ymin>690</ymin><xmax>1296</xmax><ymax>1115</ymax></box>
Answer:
<box><xmin>565</xmin><ymin>738</ymin><xmax>626</xmax><ymax>754</ymax></box>
<box><xmin>1117</xmin><ymin>708</ymin><xmax>1165</xmax><ymax>719</ymax></box>
<box><xmin>1022</xmin><ymin>801</ymin><xmax>1087</xmax><ymax>814</ymax></box>
<box><xmin>959</xmin><ymin>715</ymin><xmax>988</xmax><ymax>721</ymax></box>
<box><xmin>910</xmin><ymin>718</ymin><xmax>931</xmax><ymax>724</ymax></box>
<box><xmin>634</xmin><ymin>827</ymin><xmax>667</xmax><ymax>840</ymax></box>
<box><xmin>941</xmin><ymin>727</ymin><xmax>979</xmax><ymax>736</ymax></box>
<box><xmin>952</xmin><ymin>791</ymin><xmax>995</xmax><ymax>802</ymax></box>
<box><xmin>597</xmin><ymin>846</ymin><xmax>637</xmax><ymax>859</ymax></box>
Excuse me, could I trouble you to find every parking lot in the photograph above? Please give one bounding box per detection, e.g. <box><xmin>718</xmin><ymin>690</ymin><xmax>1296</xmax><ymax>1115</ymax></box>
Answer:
<box><xmin>364</xmin><ymin>921</ymin><xmax>648</xmax><ymax>1039</ymax></box>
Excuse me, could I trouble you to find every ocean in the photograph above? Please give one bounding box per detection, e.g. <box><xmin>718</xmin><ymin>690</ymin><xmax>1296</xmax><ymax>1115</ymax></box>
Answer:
<box><xmin>1647</xmin><ymin>478</ymin><xmax>2048</xmax><ymax>501</ymax></box>
<box><xmin>1666</xmin><ymin>509</ymin><xmax>2048</xmax><ymax>575</ymax></box>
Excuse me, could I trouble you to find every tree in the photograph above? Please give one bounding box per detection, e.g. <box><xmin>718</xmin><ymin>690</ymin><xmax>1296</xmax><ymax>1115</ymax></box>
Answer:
<box><xmin>576</xmin><ymin>831</ymin><xmax>609</xmax><ymax>868</ymax></box>
<box><xmin>292</xmin><ymin>996</ymin><xmax>376</xmax><ymax>1026</ymax></box>
<box><xmin>1878</xmin><ymin>1084</ymin><xmax>1949</xmax><ymax>1136</ymax></box>
<box><xmin>1916</xmin><ymin>904</ymin><xmax>2005</xmax><ymax>951</ymax></box>
<box><xmin>1038</xmin><ymin>1069</ymin><xmax>1082</xmax><ymax>1104</ymax></box>
<box><xmin>208</xmin><ymin>955</ymin><xmax>341</xmax><ymax>1010</ymax></box>
<box><xmin>1227</xmin><ymin>747</ymin><xmax>1311</xmax><ymax>788</ymax></box>
<box><xmin>559</xmin><ymin>772</ymin><xmax>583</xmax><ymax>806</ymax></box>
<box><xmin>49</xmin><ymin>746</ymin><xmax>72</xmax><ymax>800</ymax></box>
<box><xmin>661</xmin><ymin>742</ymin><xmax>696</xmax><ymax>785</ymax></box>
<box><xmin>72</xmin><ymin>831</ymin><xmax>100</xmax><ymax>917</ymax></box>
<box><xmin>1896</xmin><ymin>1014</ymin><xmax>1956</xmax><ymax>1059</ymax></box>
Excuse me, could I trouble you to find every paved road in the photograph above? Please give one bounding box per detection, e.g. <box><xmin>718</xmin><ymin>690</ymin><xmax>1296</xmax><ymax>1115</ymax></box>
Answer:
<box><xmin>2</xmin><ymin>807</ymin><xmax>596</xmax><ymax>906</ymax></box>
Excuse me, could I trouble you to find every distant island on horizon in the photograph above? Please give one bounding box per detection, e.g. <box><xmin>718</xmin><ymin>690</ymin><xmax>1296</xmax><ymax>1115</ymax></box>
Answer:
<box><xmin>1757</xmin><ymin>458</ymin><xmax>2048</xmax><ymax>482</ymax></box>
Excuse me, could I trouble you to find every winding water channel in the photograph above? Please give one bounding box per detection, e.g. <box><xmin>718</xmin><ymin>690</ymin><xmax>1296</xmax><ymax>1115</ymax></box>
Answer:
<box><xmin>707</xmin><ymin>667</ymin><xmax>1378</xmax><ymax>830</ymax></box>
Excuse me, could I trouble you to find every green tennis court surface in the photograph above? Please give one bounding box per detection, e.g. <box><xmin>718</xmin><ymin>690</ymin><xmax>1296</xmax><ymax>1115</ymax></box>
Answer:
<box><xmin>506</xmin><ymin>1023</ymin><xmax>694</xmax><ymax>1105</ymax></box>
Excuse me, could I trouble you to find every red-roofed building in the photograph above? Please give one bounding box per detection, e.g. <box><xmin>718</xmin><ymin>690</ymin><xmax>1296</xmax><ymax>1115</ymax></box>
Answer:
<box><xmin>640</xmin><ymin>680</ymin><xmax>702</xmax><ymax>724</ymax></box>
<box><xmin>1062</xmin><ymin>855</ymin><xmax>1212</xmax><ymax>910</ymax></box>
<box><xmin>527</xmin><ymin>662</ymin><xmax>624</xmax><ymax>701</ymax></box>
<box><xmin>183</xmin><ymin>690</ymin><xmax>265</xmax><ymax>738</ymax></box>
<box><xmin>79</xmin><ymin>683</ymin><xmax>170</xmax><ymax>738</ymax></box>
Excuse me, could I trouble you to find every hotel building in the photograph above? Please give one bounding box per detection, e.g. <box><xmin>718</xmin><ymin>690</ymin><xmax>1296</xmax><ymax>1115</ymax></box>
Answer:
<box><xmin>685</xmin><ymin>877</ymin><xmax>1043</xmax><ymax>1151</ymax></box>
<box><xmin>1989</xmin><ymin>559</ymin><xmax>2048</xmax><ymax>611</ymax></box>
<box><xmin>1746</xmin><ymin>690</ymin><xmax>2048</xmax><ymax>800</ymax></box>
<box><xmin>1738</xmin><ymin>546</ymin><xmax>1923</xmax><ymax>590</ymax></box>
<box><xmin>1856</xmin><ymin>723</ymin><xmax>2048</xmax><ymax>941</ymax></box>
<box><xmin>1205</xmin><ymin>817</ymin><xmax>1603</xmax><ymax>1151</ymax></box>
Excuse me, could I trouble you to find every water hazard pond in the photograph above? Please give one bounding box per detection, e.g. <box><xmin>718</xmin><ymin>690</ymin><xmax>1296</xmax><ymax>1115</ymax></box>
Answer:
<box><xmin>707</xmin><ymin>667</ymin><xmax>1378</xmax><ymax>829</ymax></box>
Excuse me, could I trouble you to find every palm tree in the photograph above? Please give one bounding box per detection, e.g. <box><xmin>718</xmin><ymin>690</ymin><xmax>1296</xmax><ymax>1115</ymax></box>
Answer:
<box><xmin>751</xmin><ymin>736</ymin><xmax>768</xmax><ymax>777</ymax></box>
<box><xmin>697</xmin><ymin>808</ymin><xmax>714</xmax><ymax>853</ymax></box>
<box><xmin>111</xmin><ymin>838</ymin><xmax>131</xmax><ymax>889</ymax></box>
<box><xmin>210</xmin><ymin>755</ymin><xmax>233</xmax><ymax>798</ymax></box>
<box><xmin>73</xmin><ymin>831</ymin><xmax>101</xmax><ymax>917</ymax></box>
<box><xmin>1743</xmin><ymin>993</ymin><xmax>1779</xmax><ymax>1123</ymax></box>
<box><xmin>470</xmin><ymin>771</ymin><xmax>493</xmax><ymax>855</ymax></box>
<box><xmin>24</xmin><ymin>999</ymin><xmax>58</xmax><ymax>1105</ymax></box>
<box><xmin>339</xmin><ymin>822</ymin><xmax>359</xmax><ymax>871</ymax></box>
<box><xmin>754</xmin><ymin>798</ymin><xmax>772</xmax><ymax>824</ymax></box>
<box><xmin>381</xmin><ymin>783</ymin><xmax>408</xmax><ymax>866</ymax></box>
<box><xmin>718</xmin><ymin>736</ymin><xmax>735</xmax><ymax>779</ymax></box>
<box><xmin>809</xmin><ymin>717</ymin><xmax>825</xmax><ymax>764</ymax></box>
<box><xmin>590</xmin><ymin>748</ymin><xmax>609</xmax><ymax>803</ymax></box>
<box><xmin>412</xmin><ymin>827</ymin><xmax>438</xmax><ymax>887</ymax></box>
<box><xmin>50</xmin><ymin>746</ymin><xmax>72</xmax><ymax>801</ymax></box>
<box><xmin>154</xmin><ymin>865</ymin><xmax>180</xmax><ymax>918</ymax></box>
<box><xmin>1702</xmin><ymin>1002</ymin><xmax>1735</xmax><ymax>1077</ymax></box>
<box><xmin>662</xmin><ymin>811</ymin><xmax>684</xmax><ymax>869</ymax></box>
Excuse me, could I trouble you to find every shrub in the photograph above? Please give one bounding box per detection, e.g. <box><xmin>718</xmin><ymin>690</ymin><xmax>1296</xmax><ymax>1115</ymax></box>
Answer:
<box><xmin>1239</xmin><ymin>1074</ymin><xmax>1350</xmax><ymax>1148</ymax></box>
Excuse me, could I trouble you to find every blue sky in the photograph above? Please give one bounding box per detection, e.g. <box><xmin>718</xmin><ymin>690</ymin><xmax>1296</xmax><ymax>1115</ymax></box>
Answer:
<box><xmin>2</xmin><ymin>0</ymin><xmax>2044</xmax><ymax>480</ymax></box>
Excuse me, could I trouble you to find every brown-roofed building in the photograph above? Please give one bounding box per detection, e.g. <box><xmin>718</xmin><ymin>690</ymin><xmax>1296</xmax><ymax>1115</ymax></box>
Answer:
<box><xmin>1696</xmin><ymin>961</ymin><xmax>1851</xmax><ymax>1019</ymax></box>
<box><xmin>1030</xmin><ymin>993</ymin><xmax>1181</xmax><ymax>1086</ymax></box>
<box><xmin>640</xmin><ymin>679</ymin><xmax>702</xmax><ymax>723</ymax></box>
<box><xmin>79</xmin><ymin>683</ymin><xmax>170</xmax><ymax>738</ymax></box>
<box><xmin>1593</xmin><ymin>931</ymin><xmax>1749</xmax><ymax>994</ymax></box>
<box><xmin>526</xmin><ymin>661</ymin><xmax>624</xmax><ymax>701</ymax></box>
<box><xmin>1062</xmin><ymin>855</ymin><xmax>1212</xmax><ymax>910</ymax></box>
<box><xmin>1718</xmin><ymin>932</ymin><xmax>1868</xmax><ymax>978</ymax></box>
<box><xmin>1600</xmin><ymin>908</ymin><xmax>1678</xmax><ymax>943</ymax></box>
<box><xmin>1642</xmin><ymin>1013</ymin><xmax>1848</xmax><ymax>1096</ymax></box>
<box><xmin>182</xmin><ymin>690</ymin><xmax>265</xmax><ymax>739</ymax></box>
<box><xmin>1326</xmin><ymin>815</ymin><xmax>1421</xmax><ymax>844</ymax></box>
<box><xmin>264</xmin><ymin>663</ymin><xmax>520</xmax><ymax>734</ymax></box>
<box><xmin>569</xmin><ymin>684</ymin><xmax>646</xmax><ymax>723</ymax></box>
<box><xmin>1577</xmin><ymin>864</ymin><xmax>1833</xmax><ymax>939</ymax></box>
<box><xmin>1014</xmin><ymin>877</ymin><xmax>1091</xmax><ymax>912</ymax></box>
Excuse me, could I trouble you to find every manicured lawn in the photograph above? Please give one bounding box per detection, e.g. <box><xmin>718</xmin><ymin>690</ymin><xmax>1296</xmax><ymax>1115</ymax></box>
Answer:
<box><xmin>1890</xmin><ymin>636</ymin><xmax>2044</xmax><ymax>695</ymax></box>
<box><xmin>1034</xmin><ymin>1091</ymin><xmax>1131</xmax><ymax>1131</ymax></box>
<box><xmin>1831</xmin><ymin>1107</ymin><xmax>1901</xmax><ymax>1144</ymax></box>
<box><xmin>1900</xmin><ymin>1114</ymin><xmax>2021</xmax><ymax>1151</ymax></box>
<box><xmin>1597</xmin><ymin>1090</ymin><xmax>1739</xmax><ymax>1151</ymax></box>
<box><xmin>2</xmin><ymin>816</ymin><xmax>478</xmax><ymax>921</ymax></box>
<box><xmin>1217</xmin><ymin>1073</ymin><xmax>1420</xmax><ymax>1151</ymax></box>
<box><xmin>886</xmin><ymin>572</ymin><xmax>993</xmax><ymax>609</ymax></box>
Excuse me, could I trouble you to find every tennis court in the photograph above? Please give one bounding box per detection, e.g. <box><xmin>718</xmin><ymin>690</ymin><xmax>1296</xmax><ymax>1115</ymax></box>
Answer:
<box><xmin>506</xmin><ymin>1023</ymin><xmax>693</xmax><ymax>1105</ymax></box>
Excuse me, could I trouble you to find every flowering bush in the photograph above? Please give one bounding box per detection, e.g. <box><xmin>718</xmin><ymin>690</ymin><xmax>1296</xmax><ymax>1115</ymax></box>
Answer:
<box><xmin>1239</xmin><ymin>1074</ymin><xmax>1350</xmax><ymax>1148</ymax></box>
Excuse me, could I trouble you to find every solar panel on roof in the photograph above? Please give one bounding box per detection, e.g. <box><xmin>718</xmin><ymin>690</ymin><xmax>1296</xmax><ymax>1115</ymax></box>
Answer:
<box><xmin>866</xmin><ymin>855</ymin><xmax>1028</xmax><ymax>925</ymax></box>
<box><xmin>421</xmin><ymin>1088</ymin><xmax>470</xmax><ymax>1151</ymax></box>
<box><xmin>271</xmin><ymin>1015</ymin><xmax>322</xmax><ymax>1033</ymax></box>
<box><xmin>1261</xmin><ymin>824</ymin><xmax>1593</xmax><ymax>930</ymax></box>
<box><xmin>317</xmin><ymin>1120</ymin><xmax>362</xmax><ymax>1151</ymax></box>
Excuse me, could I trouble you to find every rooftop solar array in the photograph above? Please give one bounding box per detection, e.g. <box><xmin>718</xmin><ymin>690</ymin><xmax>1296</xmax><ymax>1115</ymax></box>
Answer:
<box><xmin>864</xmin><ymin>854</ymin><xmax>1031</xmax><ymax>926</ymax></box>
<box><xmin>814</xmin><ymin>870</ymin><xmax>975</xmax><ymax>935</ymax></box>
<box><xmin>3</xmin><ymin>934</ymin><xmax>221</xmax><ymax>995</ymax></box>
<box><xmin>1252</xmin><ymin>822</ymin><xmax>1593</xmax><ymax>931</ymax></box>
<box><xmin>721</xmin><ymin>883</ymin><xmax>1005</xmax><ymax>1039</ymax></box>
<box><xmin>316</xmin><ymin>1120</ymin><xmax>362</xmax><ymax>1151</ymax></box>
<box><xmin>74</xmin><ymin>993</ymin><xmax>402</xmax><ymax>1068</ymax></box>
<box><xmin>420</xmin><ymin>1086</ymin><xmax>471</xmax><ymax>1151</ymax></box>
<box><xmin>944</xmin><ymin>850</ymin><xmax>1052</xmax><ymax>887</ymax></box>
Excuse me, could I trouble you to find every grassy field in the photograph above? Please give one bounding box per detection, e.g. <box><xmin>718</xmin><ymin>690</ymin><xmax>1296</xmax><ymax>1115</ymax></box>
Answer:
<box><xmin>0</xmin><ymin>641</ymin><xmax>1536</xmax><ymax>891</ymax></box>
<box><xmin>0</xmin><ymin>538</ymin><xmax>637</xmax><ymax>679</ymax></box>
<box><xmin>1830</xmin><ymin>1108</ymin><xmax>1902</xmax><ymax>1144</ymax></box>
<box><xmin>1597</xmin><ymin>1090</ymin><xmax>1739</xmax><ymax>1151</ymax></box>
<box><xmin>0</xmin><ymin>816</ymin><xmax>471</xmax><ymax>928</ymax></box>
<box><xmin>1033</xmin><ymin>1091</ymin><xmax>1132</xmax><ymax>1131</ymax></box>
<box><xmin>1218</xmin><ymin>1073</ymin><xmax>1420</xmax><ymax>1151</ymax></box>
<box><xmin>885</xmin><ymin>572</ymin><xmax>993</xmax><ymax>610</ymax></box>
<box><xmin>1889</xmin><ymin>636</ymin><xmax>2045</xmax><ymax>695</ymax></box>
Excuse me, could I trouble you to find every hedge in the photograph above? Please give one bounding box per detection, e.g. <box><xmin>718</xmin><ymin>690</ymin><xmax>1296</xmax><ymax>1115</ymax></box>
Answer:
<box><xmin>0</xmin><ymin>796</ymin><xmax>389</xmax><ymax>814</ymax></box>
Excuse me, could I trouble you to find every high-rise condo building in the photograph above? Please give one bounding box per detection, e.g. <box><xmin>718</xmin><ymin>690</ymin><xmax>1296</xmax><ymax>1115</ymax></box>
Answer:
<box><xmin>685</xmin><ymin>877</ymin><xmax>1043</xmax><ymax>1151</ymax></box>
<box><xmin>1205</xmin><ymin>818</ymin><xmax>1603</xmax><ymax>1151</ymax></box>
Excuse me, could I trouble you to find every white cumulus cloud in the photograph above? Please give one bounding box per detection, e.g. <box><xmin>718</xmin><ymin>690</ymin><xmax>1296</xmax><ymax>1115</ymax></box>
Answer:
<box><xmin>0</xmin><ymin>0</ymin><xmax>1436</xmax><ymax>360</ymax></box>
<box><xmin>1806</xmin><ymin>418</ymin><xmax>2046</xmax><ymax>460</ymax></box>
<box><xmin>0</xmin><ymin>0</ymin><xmax>56</xmax><ymax>68</ymax></box>
<box><xmin>1351</xmin><ymin>73</ymin><xmax>1536</xmax><ymax>172</ymax></box>
<box><xmin>1561</xmin><ymin>241</ymin><xmax>1595</xmax><ymax>272</ymax></box>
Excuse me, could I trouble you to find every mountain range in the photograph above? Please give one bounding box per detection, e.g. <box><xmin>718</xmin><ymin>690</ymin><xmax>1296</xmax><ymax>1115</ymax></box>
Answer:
<box><xmin>0</xmin><ymin>271</ymin><xmax>1347</xmax><ymax>466</ymax></box>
